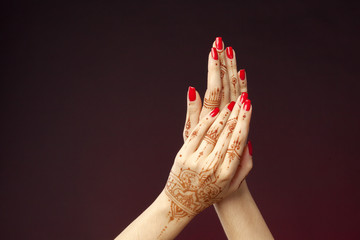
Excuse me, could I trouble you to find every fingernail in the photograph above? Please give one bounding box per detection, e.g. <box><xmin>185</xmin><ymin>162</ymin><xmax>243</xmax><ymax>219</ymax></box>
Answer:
<box><xmin>227</xmin><ymin>101</ymin><xmax>235</xmax><ymax>111</ymax></box>
<box><xmin>211</xmin><ymin>47</ymin><xmax>218</xmax><ymax>60</ymax></box>
<box><xmin>240</xmin><ymin>92</ymin><xmax>248</xmax><ymax>104</ymax></box>
<box><xmin>239</xmin><ymin>69</ymin><xmax>246</xmax><ymax>80</ymax></box>
<box><xmin>226</xmin><ymin>47</ymin><xmax>233</xmax><ymax>59</ymax></box>
<box><xmin>248</xmin><ymin>140</ymin><xmax>253</xmax><ymax>156</ymax></box>
<box><xmin>244</xmin><ymin>99</ymin><xmax>251</xmax><ymax>111</ymax></box>
<box><xmin>188</xmin><ymin>86</ymin><xmax>196</xmax><ymax>101</ymax></box>
<box><xmin>215</xmin><ymin>37</ymin><xmax>223</xmax><ymax>50</ymax></box>
<box><xmin>210</xmin><ymin>107</ymin><xmax>220</xmax><ymax>117</ymax></box>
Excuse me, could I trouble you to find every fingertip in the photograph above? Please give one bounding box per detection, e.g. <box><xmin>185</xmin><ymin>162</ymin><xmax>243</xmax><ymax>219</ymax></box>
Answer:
<box><xmin>215</xmin><ymin>37</ymin><xmax>223</xmax><ymax>50</ymax></box>
<box><xmin>210</xmin><ymin>107</ymin><xmax>220</xmax><ymax>117</ymax></box>
<box><xmin>227</xmin><ymin>101</ymin><xmax>236</xmax><ymax>111</ymax></box>
<box><xmin>188</xmin><ymin>86</ymin><xmax>196</xmax><ymax>102</ymax></box>
<box><xmin>244</xmin><ymin>99</ymin><xmax>251</xmax><ymax>111</ymax></box>
<box><xmin>239</xmin><ymin>69</ymin><xmax>246</xmax><ymax>80</ymax></box>
<box><xmin>211</xmin><ymin>47</ymin><xmax>218</xmax><ymax>60</ymax></box>
<box><xmin>226</xmin><ymin>47</ymin><xmax>234</xmax><ymax>59</ymax></box>
<box><xmin>240</xmin><ymin>92</ymin><xmax>248</xmax><ymax>104</ymax></box>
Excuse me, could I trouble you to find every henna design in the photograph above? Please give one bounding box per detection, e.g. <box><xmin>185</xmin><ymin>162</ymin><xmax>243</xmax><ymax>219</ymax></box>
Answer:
<box><xmin>165</xmin><ymin>168</ymin><xmax>222</xmax><ymax>221</ymax></box>
<box><xmin>158</xmin><ymin>225</ymin><xmax>168</xmax><ymax>239</ymax></box>
<box><xmin>242</xmin><ymin>113</ymin><xmax>247</xmax><ymax>120</ymax></box>
<box><xmin>184</xmin><ymin>119</ymin><xmax>191</xmax><ymax>138</ymax></box>
<box><xmin>186</xmin><ymin>118</ymin><xmax>191</xmax><ymax>130</ymax></box>
<box><xmin>203</xmin><ymin>88</ymin><xmax>221</xmax><ymax>110</ymax></box>
<box><xmin>226</xmin><ymin>136</ymin><xmax>242</xmax><ymax>166</ymax></box>
<box><xmin>226</xmin><ymin>118</ymin><xmax>237</xmax><ymax>137</ymax></box>
<box><xmin>231</xmin><ymin>75</ymin><xmax>238</xmax><ymax>96</ymax></box>
<box><xmin>220</xmin><ymin>64</ymin><xmax>227</xmax><ymax>82</ymax></box>
<box><xmin>188</xmin><ymin>127</ymin><xmax>199</xmax><ymax>141</ymax></box>
<box><xmin>195</xmin><ymin>151</ymin><xmax>204</xmax><ymax>161</ymax></box>
<box><xmin>169</xmin><ymin>201</ymin><xmax>189</xmax><ymax>221</ymax></box>
<box><xmin>231</xmin><ymin>76</ymin><xmax>237</xmax><ymax>87</ymax></box>
<box><xmin>184</xmin><ymin>131</ymin><xmax>189</xmax><ymax>139</ymax></box>
<box><xmin>204</xmin><ymin>128</ymin><xmax>220</xmax><ymax>146</ymax></box>
<box><xmin>204</xmin><ymin>111</ymin><xmax>230</xmax><ymax>145</ymax></box>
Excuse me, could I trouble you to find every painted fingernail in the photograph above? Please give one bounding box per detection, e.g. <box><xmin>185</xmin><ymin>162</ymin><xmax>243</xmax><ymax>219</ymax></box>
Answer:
<box><xmin>248</xmin><ymin>140</ymin><xmax>253</xmax><ymax>156</ymax></box>
<box><xmin>188</xmin><ymin>86</ymin><xmax>196</xmax><ymax>101</ymax></box>
<box><xmin>210</xmin><ymin>107</ymin><xmax>220</xmax><ymax>117</ymax></box>
<box><xmin>226</xmin><ymin>47</ymin><xmax>233</xmax><ymax>59</ymax></box>
<box><xmin>240</xmin><ymin>92</ymin><xmax>248</xmax><ymax>104</ymax></box>
<box><xmin>215</xmin><ymin>37</ymin><xmax>223</xmax><ymax>50</ymax></box>
<box><xmin>239</xmin><ymin>69</ymin><xmax>246</xmax><ymax>80</ymax></box>
<box><xmin>244</xmin><ymin>99</ymin><xmax>251</xmax><ymax>111</ymax></box>
<box><xmin>227</xmin><ymin>101</ymin><xmax>235</xmax><ymax>111</ymax></box>
<box><xmin>211</xmin><ymin>47</ymin><xmax>218</xmax><ymax>60</ymax></box>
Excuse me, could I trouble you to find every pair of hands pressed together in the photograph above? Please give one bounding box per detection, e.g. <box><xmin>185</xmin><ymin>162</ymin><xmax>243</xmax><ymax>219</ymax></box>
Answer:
<box><xmin>116</xmin><ymin>38</ymin><xmax>273</xmax><ymax>240</ymax></box>
<box><xmin>166</xmin><ymin>38</ymin><xmax>252</xmax><ymax>219</ymax></box>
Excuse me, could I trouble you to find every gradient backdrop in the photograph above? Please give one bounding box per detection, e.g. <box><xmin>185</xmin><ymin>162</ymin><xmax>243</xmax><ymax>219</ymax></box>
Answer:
<box><xmin>1</xmin><ymin>1</ymin><xmax>360</xmax><ymax>239</ymax></box>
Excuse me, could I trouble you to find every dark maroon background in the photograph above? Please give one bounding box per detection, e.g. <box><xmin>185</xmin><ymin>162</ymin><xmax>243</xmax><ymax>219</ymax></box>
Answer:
<box><xmin>1</xmin><ymin>1</ymin><xmax>360</xmax><ymax>239</ymax></box>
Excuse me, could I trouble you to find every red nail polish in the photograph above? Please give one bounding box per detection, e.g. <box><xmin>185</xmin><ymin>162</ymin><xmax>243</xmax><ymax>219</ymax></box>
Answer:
<box><xmin>210</xmin><ymin>107</ymin><xmax>220</xmax><ymax>117</ymax></box>
<box><xmin>227</xmin><ymin>101</ymin><xmax>235</xmax><ymax>111</ymax></box>
<box><xmin>215</xmin><ymin>37</ymin><xmax>223</xmax><ymax>50</ymax></box>
<box><xmin>248</xmin><ymin>140</ymin><xmax>253</xmax><ymax>156</ymax></box>
<box><xmin>211</xmin><ymin>47</ymin><xmax>218</xmax><ymax>60</ymax></box>
<box><xmin>239</xmin><ymin>69</ymin><xmax>246</xmax><ymax>80</ymax></box>
<box><xmin>244</xmin><ymin>99</ymin><xmax>251</xmax><ymax>111</ymax></box>
<box><xmin>226</xmin><ymin>47</ymin><xmax>233</xmax><ymax>59</ymax></box>
<box><xmin>188</xmin><ymin>86</ymin><xmax>196</xmax><ymax>101</ymax></box>
<box><xmin>240</xmin><ymin>92</ymin><xmax>248</xmax><ymax>104</ymax></box>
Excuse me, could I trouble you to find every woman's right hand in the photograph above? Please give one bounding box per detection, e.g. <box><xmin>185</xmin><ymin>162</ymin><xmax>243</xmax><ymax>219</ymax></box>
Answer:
<box><xmin>164</xmin><ymin>94</ymin><xmax>252</xmax><ymax>222</ymax></box>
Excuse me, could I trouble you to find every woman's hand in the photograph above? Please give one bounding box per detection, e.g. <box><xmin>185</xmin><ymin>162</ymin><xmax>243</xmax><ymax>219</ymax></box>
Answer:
<box><xmin>116</xmin><ymin>95</ymin><xmax>252</xmax><ymax>240</ymax></box>
<box><xmin>165</xmin><ymin>95</ymin><xmax>252</xmax><ymax>222</ymax></box>
<box><xmin>184</xmin><ymin>37</ymin><xmax>248</xmax><ymax>140</ymax></box>
<box><xmin>181</xmin><ymin>37</ymin><xmax>274</xmax><ymax>240</ymax></box>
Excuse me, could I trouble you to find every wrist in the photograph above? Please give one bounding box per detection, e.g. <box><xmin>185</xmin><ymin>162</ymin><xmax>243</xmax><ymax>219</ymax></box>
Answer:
<box><xmin>116</xmin><ymin>190</ymin><xmax>195</xmax><ymax>240</ymax></box>
<box><xmin>159</xmin><ymin>188</ymin><xmax>197</xmax><ymax>223</ymax></box>
<box><xmin>215</xmin><ymin>180</ymin><xmax>251</xmax><ymax>208</ymax></box>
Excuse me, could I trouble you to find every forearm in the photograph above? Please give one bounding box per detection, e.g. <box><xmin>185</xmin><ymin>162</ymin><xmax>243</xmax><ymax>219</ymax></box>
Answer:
<box><xmin>115</xmin><ymin>190</ymin><xmax>194</xmax><ymax>240</ymax></box>
<box><xmin>214</xmin><ymin>181</ymin><xmax>274</xmax><ymax>240</ymax></box>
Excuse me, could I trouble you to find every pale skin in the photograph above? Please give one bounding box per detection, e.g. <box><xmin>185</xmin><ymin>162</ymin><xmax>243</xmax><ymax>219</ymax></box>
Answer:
<box><xmin>115</xmin><ymin>38</ymin><xmax>273</xmax><ymax>240</ymax></box>
<box><xmin>184</xmin><ymin>38</ymin><xmax>274</xmax><ymax>239</ymax></box>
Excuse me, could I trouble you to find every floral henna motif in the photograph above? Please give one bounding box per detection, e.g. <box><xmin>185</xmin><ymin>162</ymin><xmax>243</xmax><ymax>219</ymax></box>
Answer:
<box><xmin>204</xmin><ymin>128</ymin><xmax>219</xmax><ymax>146</ymax></box>
<box><xmin>165</xmin><ymin>168</ymin><xmax>222</xmax><ymax>221</ymax></box>
<box><xmin>203</xmin><ymin>88</ymin><xmax>221</xmax><ymax>110</ymax></box>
